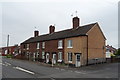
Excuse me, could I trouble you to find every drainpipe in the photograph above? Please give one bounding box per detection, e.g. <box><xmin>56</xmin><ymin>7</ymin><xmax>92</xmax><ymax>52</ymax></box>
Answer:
<box><xmin>86</xmin><ymin>35</ymin><xmax>88</xmax><ymax>66</ymax></box>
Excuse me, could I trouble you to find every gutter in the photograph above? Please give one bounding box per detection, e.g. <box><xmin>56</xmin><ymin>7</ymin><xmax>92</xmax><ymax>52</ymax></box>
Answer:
<box><xmin>86</xmin><ymin>35</ymin><xmax>88</xmax><ymax>66</ymax></box>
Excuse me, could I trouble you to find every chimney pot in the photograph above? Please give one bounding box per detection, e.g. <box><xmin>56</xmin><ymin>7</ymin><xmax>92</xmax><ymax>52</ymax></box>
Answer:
<box><xmin>72</xmin><ymin>17</ymin><xmax>80</xmax><ymax>29</ymax></box>
<box><xmin>49</xmin><ymin>25</ymin><xmax>55</xmax><ymax>34</ymax></box>
<box><xmin>34</xmin><ymin>30</ymin><xmax>39</xmax><ymax>37</ymax></box>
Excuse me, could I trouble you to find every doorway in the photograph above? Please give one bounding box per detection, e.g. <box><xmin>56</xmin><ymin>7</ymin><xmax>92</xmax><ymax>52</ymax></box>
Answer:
<box><xmin>52</xmin><ymin>54</ymin><xmax>56</xmax><ymax>64</ymax></box>
<box><xmin>76</xmin><ymin>54</ymin><xmax>81</xmax><ymax>67</ymax></box>
<box><xmin>46</xmin><ymin>53</ymin><xmax>49</xmax><ymax>63</ymax></box>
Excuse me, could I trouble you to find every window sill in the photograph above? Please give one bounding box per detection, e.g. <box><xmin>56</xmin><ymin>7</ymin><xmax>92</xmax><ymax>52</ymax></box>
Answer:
<box><xmin>57</xmin><ymin>60</ymin><xmax>62</xmax><ymax>62</ymax></box>
<box><xmin>67</xmin><ymin>47</ymin><xmax>73</xmax><ymax>49</ymax></box>
<box><xmin>58</xmin><ymin>47</ymin><xmax>63</xmax><ymax>49</ymax></box>
<box><xmin>37</xmin><ymin>48</ymin><xmax>40</xmax><ymax>49</ymax></box>
<box><xmin>68</xmin><ymin>61</ymin><xmax>72</xmax><ymax>63</ymax></box>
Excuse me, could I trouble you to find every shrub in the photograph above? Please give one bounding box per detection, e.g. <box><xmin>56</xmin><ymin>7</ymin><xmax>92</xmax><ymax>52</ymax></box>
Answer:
<box><xmin>48</xmin><ymin>61</ymin><xmax>52</xmax><ymax>64</ymax></box>
<box><xmin>115</xmin><ymin>48</ymin><xmax>120</xmax><ymax>56</ymax></box>
<box><xmin>6</xmin><ymin>54</ymin><xmax>13</xmax><ymax>58</ymax></box>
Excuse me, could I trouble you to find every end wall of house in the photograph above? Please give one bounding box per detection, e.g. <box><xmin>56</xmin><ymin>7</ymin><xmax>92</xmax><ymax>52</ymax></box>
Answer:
<box><xmin>87</xmin><ymin>24</ymin><xmax>106</xmax><ymax>60</ymax></box>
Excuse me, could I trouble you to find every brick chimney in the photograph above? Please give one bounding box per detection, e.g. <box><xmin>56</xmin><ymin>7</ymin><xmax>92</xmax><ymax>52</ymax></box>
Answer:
<box><xmin>49</xmin><ymin>25</ymin><xmax>55</xmax><ymax>34</ymax></box>
<box><xmin>34</xmin><ymin>30</ymin><xmax>39</xmax><ymax>37</ymax></box>
<box><xmin>73</xmin><ymin>16</ymin><xmax>80</xmax><ymax>29</ymax></box>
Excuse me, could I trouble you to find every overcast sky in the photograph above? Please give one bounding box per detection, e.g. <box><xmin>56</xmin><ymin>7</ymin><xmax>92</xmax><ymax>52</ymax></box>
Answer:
<box><xmin>0</xmin><ymin>0</ymin><xmax>119</xmax><ymax>48</ymax></box>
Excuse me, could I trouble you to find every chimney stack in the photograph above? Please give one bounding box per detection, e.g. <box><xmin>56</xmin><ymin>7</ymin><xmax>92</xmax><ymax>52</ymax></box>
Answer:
<box><xmin>72</xmin><ymin>16</ymin><xmax>80</xmax><ymax>29</ymax></box>
<box><xmin>49</xmin><ymin>25</ymin><xmax>55</xmax><ymax>34</ymax></box>
<box><xmin>34</xmin><ymin>30</ymin><xmax>39</xmax><ymax>37</ymax></box>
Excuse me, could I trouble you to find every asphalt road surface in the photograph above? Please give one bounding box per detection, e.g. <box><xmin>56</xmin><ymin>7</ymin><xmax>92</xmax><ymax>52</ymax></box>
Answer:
<box><xmin>1</xmin><ymin>57</ymin><xmax>119</xmax><ymax>78</ymax></box>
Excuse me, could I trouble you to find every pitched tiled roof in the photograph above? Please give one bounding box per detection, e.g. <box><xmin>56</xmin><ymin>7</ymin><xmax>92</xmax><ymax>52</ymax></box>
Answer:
<box><xmin>21</xmin><ymin>23</ymin><xmax>97</xmax><ymax>44</ymax></box>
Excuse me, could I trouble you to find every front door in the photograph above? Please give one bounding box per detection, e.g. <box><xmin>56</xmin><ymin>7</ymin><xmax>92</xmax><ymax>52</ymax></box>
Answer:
<box><xmin>33</xmin><ymin>53</ymin><xmax>35</xmax><ymax>61</ymax></box>
<box><xmin>76</xmin><ymin>54</ymin><xmax>81</xmax><ymax>67</ymax></box>
<box><xmin>53</xmin><ymin>54</ymin><xmax>56</xmax><ymax>64</ymax></box>
<box><xmin>46</xmin><ymin>53</ymin><xmax>49</xmax><ymax>63</ymax></box>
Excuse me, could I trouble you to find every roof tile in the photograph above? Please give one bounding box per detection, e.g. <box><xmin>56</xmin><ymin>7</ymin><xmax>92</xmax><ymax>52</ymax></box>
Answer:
<box><xmin>21</xmin><ymin>23</ymin><xmax>97</xmax><ymax>44</ymax></box>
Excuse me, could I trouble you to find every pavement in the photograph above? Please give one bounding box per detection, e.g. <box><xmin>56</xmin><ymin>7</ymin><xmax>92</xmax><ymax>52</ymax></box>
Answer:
<box><xmin>1</xmin><ymin>57</ymin><xmax>119</xmax><ymax>79</ymax></box>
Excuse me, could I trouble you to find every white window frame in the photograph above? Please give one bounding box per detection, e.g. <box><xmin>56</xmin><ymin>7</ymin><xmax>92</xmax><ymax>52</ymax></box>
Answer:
<box><xmin>42</xmin><ymin>51</ymin><xmax>45</xmax><ymax>59</ymax></box>
<box><xmin>37</xmin><ymin>42</ymin><xmax>40</xmax><ymax>49</ymax></box>
<box><xmin>27</xmin><ymin>44</ymin><xmax>29</xmax><ymax>50</ymax></box>
<box><xmin>68</xmin><ymin>52</ymin><xmax>72</xmax><ymax>63</ymax></box>
<box><xmin>67</xmin><ymin>40</ymin><xmax>73</xmax><ymax>48</ymax></box>
<box><xmin>58</xmin><ymin>40</ymin><xmax>63</xmax><ymax>49</ymax></box>
<box><xmin>58</xmin><ymin>52</ymin><xmax>62</xmax><ymax>62</ymax></box>
<box><xmin>42</xmin><ymin>42</ymin><xmax>45</xmax><ymax>49</ymax></box>
<box><xmin>36</xmin><ymin>52</ymin><xmax>39</xmax><ymax>58</ymax></box>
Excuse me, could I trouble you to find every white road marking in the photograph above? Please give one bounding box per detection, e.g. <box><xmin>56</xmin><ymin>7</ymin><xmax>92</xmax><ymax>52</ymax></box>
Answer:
<box><xmin>2</xmin><ymin>63</ymin><xmax>6</xmax><ymax>66</ymax></box>
<box><xmin>0</xmin><ymin>62</ymin><xmax>8</xmax><ymax>66</ymax></box>
<box><xmin>5</xmin><ymin>62</ymin><xmax>11</xmax><ymax>66</ymax></box>
<box><xmin>74</xmin><ymin>71</ymin><xmax>86</xmax><ymax>74</ymax></box>
<box><xmin>2</xmin><ymin>63</ymin><xmax>5</xmax><ymax>65</ymax></box>
<box><xmin>13</xmin><ymin>66</ymin><xmax>35</xmax><ymax>75</ymax></box>
<box><xmin>50</xmin><ymin>77</ymin><xmax>55</xmax><ymax>80</ymax></box>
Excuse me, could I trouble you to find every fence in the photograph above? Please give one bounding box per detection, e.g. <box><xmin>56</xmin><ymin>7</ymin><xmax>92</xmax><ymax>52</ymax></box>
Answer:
<box><xmin>88</xmin><ymin>57</ymin><xmax>120</xmax><ymax>65</ymax></box>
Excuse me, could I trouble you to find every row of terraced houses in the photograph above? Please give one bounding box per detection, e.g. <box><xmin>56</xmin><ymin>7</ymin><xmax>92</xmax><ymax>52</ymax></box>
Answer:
<box><xmin>19</xmin><ymin>16</ymin><xmax>106</xmax><ymax>67</ymax></box>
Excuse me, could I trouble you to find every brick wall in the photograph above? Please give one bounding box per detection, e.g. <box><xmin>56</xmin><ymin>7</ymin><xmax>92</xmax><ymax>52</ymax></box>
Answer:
<box><xmin>87</xmin><ymin>24</ymin><xmax>106</xmax><ymax>59</ymax></box>
<box><xmin>64</xmin><ymin>36</ymin><xmax>87</xmax><ymax>65</ymax></box>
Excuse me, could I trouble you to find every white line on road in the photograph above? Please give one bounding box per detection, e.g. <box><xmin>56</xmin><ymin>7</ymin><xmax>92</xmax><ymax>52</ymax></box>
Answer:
<box><xmin>1</xmin><ymin>63</ymin><xmax>5</xmax><ymax>66</ymax></box>
<box><xmin>5</xmin><ymin>62</ymin><xmax>11</xmax><ymax>66</ymax></box>
<box><xmin>50</xmin><ymin>77</ymin><xmax>56</xmax><ymax>80</ymax></box>
<box><xmin>74</xmin><ymin>71</ymin><xmax>86</xmax><ymax>74</ymax></box>
<box><xmin>13</xmin><ymin>66</ymin><xmax>35</xmax><ymax>75</ymax></box>
<box><xmin>0</xmin><ymin>62</ymin><xmax>8</xmax><ymax>66</ymax></box>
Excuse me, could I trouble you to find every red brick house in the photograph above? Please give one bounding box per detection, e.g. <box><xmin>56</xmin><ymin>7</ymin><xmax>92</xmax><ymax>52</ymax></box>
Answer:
<box><xmin>20</xmin><ymin>16</ymin><xmax>106</xmax><ymax>67</ymax></box>
<box><xmin>0</xmin><ymin>45</ymin><xmax>19</xmax><ymax>56</ymax></box>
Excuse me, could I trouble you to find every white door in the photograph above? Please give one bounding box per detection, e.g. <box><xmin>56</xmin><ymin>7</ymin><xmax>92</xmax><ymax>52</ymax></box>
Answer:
<box><xmin>33</xmin><ymin>53</ymin><xmax>35</xmax><ymax>61</ymax></box>
<box><xmin>76</xmin><ymin>54</ymin><xmax>81</xmax><ymax>67</ymax></box>
<box><xmin>53</xmin><ymin>54</ymin><xmax>56</xmax><ymax>64</ymax></box>
<box><xmin>46</xmin><ymin>53</ymin><xmax>49</xmax><ymax>63</ymax></box>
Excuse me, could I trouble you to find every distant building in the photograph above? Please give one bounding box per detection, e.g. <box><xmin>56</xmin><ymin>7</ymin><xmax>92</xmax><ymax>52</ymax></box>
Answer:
<box><xmin>0</xmin><ymin>45</ymin><xmax>20</xmax><ymax>56</ymax></box>
<box><xmin>106</xmin><ymin>45</ymin><xmax>117</xmax><ymax>58</ymax></box>
<box><xmin>20</xmin><ymin>16</ymin><xmax>106</xmax><ymax>67</ymax></box>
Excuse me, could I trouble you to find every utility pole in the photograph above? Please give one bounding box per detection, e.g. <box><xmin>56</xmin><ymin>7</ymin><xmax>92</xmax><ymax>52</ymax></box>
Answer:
<box><xmin>7</xmin><ymin>35</ymin><xmax>9</xmax><ymax>47</ymax></box>
<box><xmin>7</xmin><ymin>35</ymin><xmax>9</xmax><ymax>54</ymax></box>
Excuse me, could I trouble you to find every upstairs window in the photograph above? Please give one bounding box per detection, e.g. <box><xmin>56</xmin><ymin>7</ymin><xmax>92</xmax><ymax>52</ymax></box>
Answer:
<box><xmin>58</xmin><ymin>40</ymin><xmax>63</xmax><ymax>49</ymax></box>
<box><xmin>27</xmin><ymin>44</ymin><xmax>29</xmax><ymax>50</ymax></box>
<box><xmin>37</xmin><ymin>42</ymin><xmax>40</xmax><ymax>49</ymax></box>
<box><xmin>42</xmin><ymin>42</ymin><xmax>45</xmax><ymax>49</ymax></box>
<box><xmin>67</xmin><ymin>40</ymin><xmax>73</xmax><ymax>48</ymax></box>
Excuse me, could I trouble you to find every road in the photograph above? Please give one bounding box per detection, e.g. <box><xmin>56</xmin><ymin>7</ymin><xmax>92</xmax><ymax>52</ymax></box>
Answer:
<box><xmin>1</xmin><ymin>57</ymin><xmax>119</xmax><ymax>79</ymax></box>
